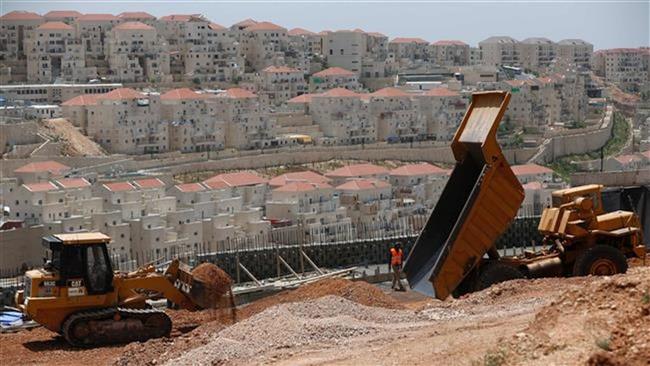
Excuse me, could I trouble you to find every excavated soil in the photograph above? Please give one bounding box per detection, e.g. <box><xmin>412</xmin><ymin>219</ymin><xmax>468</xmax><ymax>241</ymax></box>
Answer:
<box><xmin>2</xmin><ymin>260</ymin><xmax>649</xmax><ymax>366</ymax></box>
<box><xmin>40</xmin><ymin>118</ymin><xmax>106</xmax><ymax>157</ymax></box>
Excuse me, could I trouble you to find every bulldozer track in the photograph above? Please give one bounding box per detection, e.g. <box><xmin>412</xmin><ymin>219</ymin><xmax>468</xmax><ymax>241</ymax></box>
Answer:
<box><xmin>62</xmin><ymin>307</ymin><xmax>171</xmax><ymax>347</ymax></box>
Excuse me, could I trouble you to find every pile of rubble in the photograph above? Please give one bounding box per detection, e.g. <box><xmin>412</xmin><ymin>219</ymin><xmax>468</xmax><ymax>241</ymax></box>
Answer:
<box><xmin>167</xmin><ymin>296</ymin><xmax>427</xmax><ymax>365</ymax></box>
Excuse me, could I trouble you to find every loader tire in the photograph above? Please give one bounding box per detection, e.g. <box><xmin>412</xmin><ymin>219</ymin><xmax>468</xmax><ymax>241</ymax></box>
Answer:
<box><xmin>572</xmin><ymin>245</ymin><xmax>628</xmax><ymax>277</ymax></box>
<box><xmin>474</xmin><ymin>262</ymin><xmax>524</xmax><ymax>292</ymax></box>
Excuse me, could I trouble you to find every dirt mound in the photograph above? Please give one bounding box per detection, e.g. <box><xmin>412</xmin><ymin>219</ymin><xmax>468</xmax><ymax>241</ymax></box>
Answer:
<box><xmin>166</xmin><ymin>295</ymin><xmax>424</xmax><ymax>365</ymax></box>
<box><xmin>40</xmin><ymin>118</ymin><xmax>106</xmax><ymax>156</ymax></box>
<box><xmin>481</xmin><ymin>266</ymin><xmax>650</xmax><ymax>365</ymax></box>
<box><xmin>238</xmin><ymin>277</ymin><xmax>403</xmax><ymax>320</ymax></box>
<box><xmin>192</xmin><ymin>262</ymin><xmax>232</xmax><ymax>296</ymax></box>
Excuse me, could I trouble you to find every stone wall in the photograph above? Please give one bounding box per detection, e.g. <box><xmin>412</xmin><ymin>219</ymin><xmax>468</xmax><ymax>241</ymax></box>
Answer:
<box><xmin>571</xmin><ymin>169</ymin><xmax>650</xmax><ymax>186</ymax></box>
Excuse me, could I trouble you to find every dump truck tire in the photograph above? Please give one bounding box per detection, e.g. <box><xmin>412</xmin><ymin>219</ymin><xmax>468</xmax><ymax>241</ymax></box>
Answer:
<box><xmin>572</xmin><ymin>245</ymin><xmax>628</xmax><ymax>277</ymax></box>
<box><xmin>474</xmin><ymin>262</ymin><xmax>524</xmax><ymax>291</ymax></box>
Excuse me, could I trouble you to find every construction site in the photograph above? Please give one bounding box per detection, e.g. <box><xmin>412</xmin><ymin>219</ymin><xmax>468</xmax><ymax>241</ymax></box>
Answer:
<box><xmin>1</xmin><ymin>91</ymin><xmax>649</xmax><ymax>366</ymax></box>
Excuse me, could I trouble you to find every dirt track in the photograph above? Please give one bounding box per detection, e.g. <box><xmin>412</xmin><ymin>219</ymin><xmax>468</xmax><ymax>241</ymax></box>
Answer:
<box><xmin>2</xmin><ymin>260</ymin><xmax>648</xmax><ymax>366</ymax></box>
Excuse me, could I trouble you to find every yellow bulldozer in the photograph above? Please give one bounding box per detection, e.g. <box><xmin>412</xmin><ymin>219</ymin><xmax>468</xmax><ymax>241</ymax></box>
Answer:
<box><xmin>404</xmin><ymin>91</ymin><xmax>646</xmax><ymax>300</ymax></box>
<box><xmin>14</xmin><ymin>232</ymin><xmax>231</xmax><ymax>347</ymax></box>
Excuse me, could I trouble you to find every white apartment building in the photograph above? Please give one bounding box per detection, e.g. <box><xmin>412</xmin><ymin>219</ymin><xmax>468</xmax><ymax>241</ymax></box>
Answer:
<box><xmin>288</xmin><ymin>27</ymin><xmax>322</xmax><ymax>57</ymax></box>
<box><xmin>214</xmin><ymin>88</ymin><xmax>273</xmax><ymax>149</ymax></box>
<box><xmin>389</xmin><ymin>163</ymin><xmax>450</xmax><ymax>209</ymax></box>
<box><xmin>106</xmin><ymin>21</ymin><xmax>171</xmax><ymax>83</ymax></box>
<box><xmin>323</xmin><ymin>30</ymin><xmax>366</xmax><ymax>75</ymax></box>
<box><xmin>240</xmin><ymin>21</ymin><xmax>289</xmax><ymax>72</ymax></box>
<box><xmin>203</xmin><ymin>171</ymin><xmax>268</xmax><ymax>208</ymax></box>
<box><xmin>161</xmin><ymin>88</ymin><xmax>225</xmax><ymax>152</ymax></box>
<box><xmin>336</xmin><ymin>178</ymin><xmax>395</xmax><ymax>226</ymax></box>
<box><xmin>388</xmin><ymin>37</ymin><xmax>429</xmax><ymax>61</ymax></box>
<box><xmin>512</xmin><ymin>164</ymin><xmax>554</xmax><ymax>184</ymax></box>
<box><xmin>592</xmin><ymin>48</ymin><xmax>650</xmax><ymax>91</ymax></box>
<box><xmin>256</xmin><ymin>65</ymin><xmax>307</xmax><ymax>106</ymax></box>
<box><xmin>479</xmin><ymin>36</ymin><xmax>520</xmax><ymax>66</ymax></box>
<box><xmin>430</xmin><ymin>40</ymin><xmax>470</xmax><ymax>66</ymax></box>
<box><xmin>556</xmin><ymin>39</ymin><xmax>593</xmax><ymax>69</ymax></box>
<box><xmin>117</xmin><ymin>11</ymin><xmax>156</xmax><ymax>26</ymax></box>
<box><xmin>0</xmin><ymin>11</ymin><xmax>44</xmax><ymax>83</ymax></box>
<box><xmin>25</xmin><ymin>21</ymin><xmax>96</xmax><ymax>83</ymax></box>
<box><xmin>266</xmin><ymin>182</ymin><xmax>348</xmax><ymax>229</ymax></box>
<box><xmin>310</xmin><ymin>88</ymin><xmax>374</xmax><ymax>145</ymax></box>
<box><xmin>369</xmin><ymin>87</ymin><xmax>425</xmax><ymax>141</ymax></box>
<box><xmin>518</xmin><ymin>37</ymin><xmax>556</xmax><ymax>71</ymax></box>
<box><xmin>86</xmin><ymin>88</ymin><xmax>168</xmax><ymax>154</ymax></box>
<box><xmin>13</xmin><ymin>160</ymin><xmax>71</xmax><ymax>184</ymax></box>
<box><xmin>268</xmin><ymin>171</ymin><xmax>331</xmax><ymax>188</ymax></box>
<box><xmin>43</xmin><ymin>10</ymin><xmax>82</xmax><ymax>24</ymax></box>
<box><xmin>75</xmin><ymin>13</ymin><xmax>121</xmax><ymax>60</ymax></box>
<box><xmin>309</xmin><ymin>67</ymin><xmax>361</xmax><ymax>92</ymax></box>
<box><xmin>414</xmin><ymin>88</ymin><xmax>467</xmax><ymax>141</ymax></box>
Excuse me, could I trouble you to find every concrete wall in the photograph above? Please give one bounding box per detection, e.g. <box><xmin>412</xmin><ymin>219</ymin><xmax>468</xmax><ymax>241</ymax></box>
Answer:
<box><xmin>0</xmin><ymin>226</ymin><xmax>45</xmax><ymax>275</ymax></box>
<box><xmin>571</xmin><ymin>169</ymin><xmax>650</xmax><ymax>186</ymax></box>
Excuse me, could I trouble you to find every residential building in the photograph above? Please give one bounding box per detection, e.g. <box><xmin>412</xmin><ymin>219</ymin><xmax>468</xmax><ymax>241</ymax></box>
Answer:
<box><xmin>336</xmin><ymin>178</ymin><xmax>395</xmax><ymax>226</ymax></box>
<box><xmin>86</xmin><ymin>88</ymin><xmax>168</xmax><ymax>154</ymax></box>
<box><xmin>309</xmin><ymin>67</ymin><xmax>360</xmax><ymax>92</ymax></box>
<box><xmin>325</xmin><ymin>163</ymin><xmax>389</xmax><ymax>186</ymax></box>
<box><xmin>389</xmin><ymin>163</ymin><xmax>450</xmax><ymax>209</ymax></box>
<box><xmin>203</xmin><ymin>171</ymin><xmax>268</xmax><ymax>207</ymax></box>
<box><xmin>430</xmin><ymin>40</ymin><xmax>470</xmax><ymax>66</ymax></box>
<box><xmin>512</xmin><ymin>163</ymin><xmax>554</xmax><ymax>184</ymax></box>
<box><xmin>13</xmin><ymin>160</ymin><xmax>71</xmax><ymax>183</ymax></box>
<box><xmin>388</xmin><ymin>37</ymin><xmax>429</xmax><ymax>61</ymax></box>
<box><xmin>214</xmin><ymin>88</ymin><xmax>273</xmax><ymax>149</ymax></box>
<box><xmin>75</xmin><ymin>14</ymin><xmax>121</xmax><ymax>61</ymax></box>
<box><xmin>0</xmin><ymin>11</ymin><xmax>44</xmax><ymax>83</ymax></box>
<box><xmin>256</xmin><ymin>65</ymin><xmax>307</xmax><ymax>106</ymax></box>
<box><xmin>25</xmin><ymin>21</ymin><xmax>96</xmax><ymax>83</ymax></box>
<box><xmin>414</xmin><ymin>87</ymin><xmax>467</xmax><ymax>141</ymax></box>
<box><xmin>288</xmin><ymin>27</ymin><xmax>322</xmax><ymax>57</ymax></box>
<box><xmin>368</xmin><ymin>87</ymin><xmax>424</xmax><ymax>141</ymax></box>
<box><xmin>117</xmin><ymin>11</ymin><xmax>156</xmax><ymax>26</ymax></box>
<box><xmin>518</xmin><ymin>37</ymin><xmax>556</xmax><ymax>71</ymax></box>
<box><xmin>0</xmin><ymin>83</ymin><xmax>121</xmax><ymax>104</ymax></box>
<box><xmin>592</xmin><ymin>48</ymin><xmax>650</xmax><ymax>91</ymax></box>
<box><xmin>268</xmin><ymin>171</ymin><xmax>331</xmax><ymax>188</ymax></box>
<box><xmin>106</xmin><ymin>21</ymin><xmax>170</xmax><ymax>83</ymax></box>
<box><xmin>240</xmin><ymin>21</ymin><xmax>289</xmax><ymax>72</ymax></box>
<box><xmin>556</xmin><ymin>39</ymin><xmax>593</xmax><ymax>69</ymax></box>
<box><xmin>161</xmin><ymin>88</ymin><xmax>225</xmax><ymax>152</ymax></box>
<box><xmin>310</xmin><ymin>88</ymin><xmax>374</xmax><ymax>145</ymax></box>
<box><xmin>43</xmin><ymin>10</ymin><xmax>82</xmax><ymax>24</ymax></box>
<box><xmin>479</xmin><ymin>36</ymin><xmax>520</xmax><ymax>66</ymax></box>
<box><xmin>322</xmin><ymin>30</ymin><xmax>366</xmax><ymax>75</ymax></box>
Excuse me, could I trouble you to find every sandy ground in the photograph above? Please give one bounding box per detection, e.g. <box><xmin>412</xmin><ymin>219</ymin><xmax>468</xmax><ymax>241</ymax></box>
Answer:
<box><xmin>40</xmin><ymin>118</ymin><xmax>106</xmax><ymax>156</ymax></box>
<box><xmin>1</xmin><ymin>258</ymin><xmax>648</xmax><ymax>366</ymax></box>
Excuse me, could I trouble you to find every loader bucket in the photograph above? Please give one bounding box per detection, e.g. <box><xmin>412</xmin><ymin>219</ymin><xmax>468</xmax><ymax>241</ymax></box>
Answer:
<box><xmin>403</xmin><ymin>91</ymin><xmax>524</xmax><ymax>300</ymax></box>
<box><xmin>173</xmin><ymin>262</ymin><xmax>232</xmax><ymax>309</ymax></box>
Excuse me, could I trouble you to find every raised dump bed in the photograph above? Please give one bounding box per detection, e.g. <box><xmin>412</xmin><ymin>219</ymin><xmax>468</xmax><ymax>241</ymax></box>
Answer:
<box><xmin>403</xmin><ymin>91</ymin><xmax>524</xmax><ymax>300</ymax></box>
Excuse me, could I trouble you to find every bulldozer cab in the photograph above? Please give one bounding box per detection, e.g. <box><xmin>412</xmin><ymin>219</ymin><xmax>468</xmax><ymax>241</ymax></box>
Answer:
<box><xmin>551</xmin><ymin>184</ymin><xmax>604</xmax><ymax>214</ymax></box>
<box><xmin>42</xmin><ymin>233</ymin><xmax>114</xmax><ymax>295</ymax></box>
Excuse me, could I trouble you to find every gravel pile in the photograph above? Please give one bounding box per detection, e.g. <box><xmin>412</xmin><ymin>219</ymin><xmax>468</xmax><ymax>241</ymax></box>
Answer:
<box><xmin>167</xmin><ymin>295</ymin><xmax>428</xmax><ymax>365</ymax></box>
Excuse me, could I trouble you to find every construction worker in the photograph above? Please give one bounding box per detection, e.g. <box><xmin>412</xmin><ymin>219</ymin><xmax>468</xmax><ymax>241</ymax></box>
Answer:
<box><xmin>389</xmin><ymin>243</ymin><xmax>405</xmax><ymax>291</ymax></box>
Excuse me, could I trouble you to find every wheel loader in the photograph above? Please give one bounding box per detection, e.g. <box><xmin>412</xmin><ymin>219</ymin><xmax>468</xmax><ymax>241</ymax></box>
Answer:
<box><xmin>403</xmin><ymin>91</ymin><xmax>646</xmax><ymax>300</ymax></box>
<box><xmin>13</xmin><ymin>232</ymin><xmax>231</xmax><ymax>347</ymax></box>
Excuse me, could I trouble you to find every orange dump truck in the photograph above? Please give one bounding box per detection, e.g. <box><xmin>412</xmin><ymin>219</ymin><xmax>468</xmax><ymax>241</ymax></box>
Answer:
<box><xmin>403</xmin><ymin>91</ymin><xmax>646</xmax><ymax>300</ymax></box>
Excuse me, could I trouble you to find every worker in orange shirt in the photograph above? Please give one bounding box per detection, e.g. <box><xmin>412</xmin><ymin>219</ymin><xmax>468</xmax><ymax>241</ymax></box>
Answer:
<box><xmin>389</xmin><ymin>243</ymin><xmax>405</xmax><ymax>291</ymax></box>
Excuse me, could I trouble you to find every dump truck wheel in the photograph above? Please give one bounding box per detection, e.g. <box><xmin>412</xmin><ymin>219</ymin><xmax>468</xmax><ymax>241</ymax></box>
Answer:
<box><xmin>572</xmin><ymin>245</ymin><xmax>628</xmax><ymax>277</ymax></box>
<box><xmin>474</xmin><ymin>262</ymin><xmax>524</xmax><ymax>291</ymax></box>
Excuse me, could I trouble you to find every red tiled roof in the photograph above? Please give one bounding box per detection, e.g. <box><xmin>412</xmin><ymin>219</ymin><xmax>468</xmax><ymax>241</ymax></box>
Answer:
<box><xmin>269</xmin><ymin>171</ymin><xmax>331</xmax><ymax>187</ymax></box>
<box><xmin>288</xmin><ymin>28</ymin><xmax>316</xmax><ymax>36</ymax></box>
<box><xmin>61</xmin><ymin>94</ymin><xmax>99</xmax><ymax>106</ymax></box>
<box><xmin>24</xmin><ymin>182</ymin><xmax>59</xmax><ymax>192</ymax></box>
<box><xmin>203</xmin><ymin>180</ymin><xmax>230</xmax><ymax>190</ymax></box>
<box><xmin>78</xmin><ymin>13</ymin><xmax>118</xmax><ymax>21</ymax></box>
<box><xmin>232</xmin><ymin>18</ymin><xmax>257</xmax><ymax>27</ymax></box>
<box><xmin>208</xmin><ymin>22</ymin><xmax>226</xmax><ymax>31</ymax></box>
<box><xmin>371</xmin><ymin>87</ymin><xmax>410</xmax><ymax>98</ymax></box>
<box><xmin>523</xmin><ymin>181</ymin><xmax>544</xmax><ymax>190</ymax></box>
<box><xmin>1</xmin><ymin>11</ymin><xmax>43</xmax><ymax>21</ymax></box>
<box><xmin>313</xmin><ymin>67</ymin><xmax>355</xmax><ymax>77</ymax></box>
<box><xmin>98</xmin><ymin>88</ymin><xmax>145</xmax><ymax>100</ymax></box>
<box><xmin>175</xmin><ymin>183</ymin><xmax>206</xmax><ymax>193</ymax></box>
<box><xmin>103</xmin><ymin>181</ymin><xmax>135</xmax><ymax>192</ymax></box>
<box><xmin>15</xmin><ymin>161</ymin><xmax>70</xmax><ymax>174</ymax></box>
<box><xmin>274</xmin><ymin>181</ymin><xmax>331</xmax><ymax>192</ymax></box>
<box><xmin>367</xmin><ymin>32</ymin><xmax>386</xmax><ymax>38</ymax></box>
<box><xmin>44</xmin><ymin>10</ymin><xmax>82</xmax><ymax>19</ymax></box>
<box><xmin>336</xmin><ymin>179</ymin><xmax>391</xmax><ymax>191</ymax></box>
<box><xmin>317</xmin><ymin>88</ymin><xmax>360</xmax><ymax>98</ymax></box>
<box><xmin>262</xmin><ymin>65</ymin><xmax>300</xmax><ymax>73</ymax></box>
<box><xmin>390</xmin><ymin>37</ymin><xmax>428</xmax><ymax>44</ymax></box>
<box><xmin>390</xmin><ymin>163</ymin><xmax>448</xmax><ymax>176</ymax></box>
<box><xmin>426</xmin><ymin>88</ymin><xmax>460</xmax><ymax>97</ymax></box>
<box><xmin>118</xmin><ymin>12</ymin><xmax>155</xmax><ymax>19</ymax></box>
<box><xmin>133</xmin><ymin>178</ymin><xmax>165</xmax><ymax>189</ymax></box>
<box><xmin>37</xmin><ymin>21</ymin><xmax>74</xmax><ymax>31</ymax></box>
<box><xmin>160</xmin><ymin>88</ymin><xmax>208</xmax><ymax>101</ymax></box>
<box><xmin>114</xmin><ymin>21</ymin><xmax>155</xmax><ymax>31</ymax></box>
<box><xmin>160</xmin><ymin>14</ymin><xmax>201</xmax><ymax>22</ymax></box>
<box><xmin>204</xmin><ymin>172</ymin><xmax>267</xmax><ymax>187</ymax></box>
<box><xmin>245</xmin><ymin>21</ymin><xmax>285</xmax><ymax>32</ymax></box>
<box><xmin>642</xmin><ymin>150</ymin><xmax>650</xmax><ymax>160</ymax></box>
<box><xmin>287</xmin><ymin>93</ymin><xmax>317</xmax><ymax>104</ymax></box>
<box><xmin>326</xmin><ymin>163</ymin><xmax>389</xmax><ymax>178</ymax></box>
<box><xmin>504</xmin><ymin>79</ymin><xmax>531</xmax><ymax>87</ymax></box>
<box><xmin>431</xmin><ymin>40</ymin><xmax>468</xmax><ymax>46</ymax></box>
<box><xmin>613</xmin><ymin>154</ymin><xmax>642</xmax><ymax>165</ymax></box>
<box><xmin>56</xmin><ymin>178</ymin><xmax>90</xmax><ymax>189</ymax></box>
<box><xmin>219</xmin><ymin>88</ymin><xmax>257</xmax><ymax>99</ymax></box>
<box><xmin>511</xmin><ymin>164</ymin><xmax>553</xmax><ymax>176</ymax></box>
